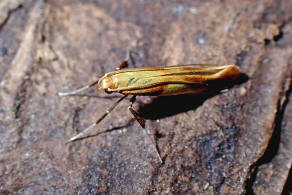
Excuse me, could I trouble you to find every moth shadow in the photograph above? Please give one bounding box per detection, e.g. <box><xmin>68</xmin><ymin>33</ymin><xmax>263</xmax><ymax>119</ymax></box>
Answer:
<box><xmin>138</xmin><ymin>73</ymin><xmax>248</xmax><ymax>120</ymax></box>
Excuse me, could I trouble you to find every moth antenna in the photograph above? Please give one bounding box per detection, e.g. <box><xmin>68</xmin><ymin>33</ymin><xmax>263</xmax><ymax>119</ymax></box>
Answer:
<box><xmin>66</xmin><ymin>95</ymin><xmax>128</xmax><ymax>143</ymax></box>
<box><xmin>58</xmin><ymin>80</ymin><xmax>99</xmax><ymax>96</ymax></box>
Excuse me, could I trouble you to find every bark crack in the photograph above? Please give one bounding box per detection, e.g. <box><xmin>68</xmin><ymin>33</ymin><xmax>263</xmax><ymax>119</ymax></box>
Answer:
<box><xmin>0</xmin><ymin>1</ymin><xmax>23</xmax><ymax>31</ymax></box>
<box><xmin>244</xmin><ymin>67</ymin><xmax>292</xmax><ymax>194</ymax></box>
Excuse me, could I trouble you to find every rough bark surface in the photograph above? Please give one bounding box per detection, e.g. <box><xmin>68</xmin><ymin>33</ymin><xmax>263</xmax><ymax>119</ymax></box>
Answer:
<box><xmin>0</xmin><ymin>0</ymin><xmax>291</xmax><ymax>194</ymax></box>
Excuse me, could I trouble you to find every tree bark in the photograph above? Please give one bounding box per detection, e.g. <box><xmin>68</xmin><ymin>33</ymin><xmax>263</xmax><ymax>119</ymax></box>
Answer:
<box><xmin>0</xmin><ymin>0</ymin><xmax>291</xmax><ymax>194</ymax></box>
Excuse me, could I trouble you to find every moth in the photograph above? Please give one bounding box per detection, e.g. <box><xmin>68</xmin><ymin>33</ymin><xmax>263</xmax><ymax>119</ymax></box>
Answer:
<box><xmin>59</xmin><ymin>59</ymin><xmax>243</xmax><ymax>163</ymax></box>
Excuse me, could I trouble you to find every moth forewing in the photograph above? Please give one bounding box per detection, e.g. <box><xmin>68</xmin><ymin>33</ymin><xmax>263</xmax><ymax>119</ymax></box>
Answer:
<box><xmin>98</xmin><ymin>64</ymin><xmax>242</xmax><ymax>96</ymax></box>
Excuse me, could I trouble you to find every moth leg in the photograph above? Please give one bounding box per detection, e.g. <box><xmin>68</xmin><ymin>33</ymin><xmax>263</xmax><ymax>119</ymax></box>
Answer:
<box><xmin>128</xmin><ymin>95</ymin><xmax>145</xmax><ymax>128</ymax></box>
<box><xmin>116</xmin><ymin>50</ymin><xmax>137</xmax><ymax>70</ymax></box>
<box><xmin>66</xmin><ymin>95</ymin><xmax>128</xmax><ymax>143</ymax></box>
<box><xmin>58</xmin><ymin>80</ymin><xmax>99</xmax><ymax>96</ymax></box>
<box><xmin>143</xmin><ymin>128</ymin><xmax>163</xmax><ymax>164</ymax></box>
<box><xmin>128</xmin><ymin>95</ymin><xmax>162</xmax><ymax>163</ymax></box>
<box><xmin>117</xmin><ymin>60</ymin><xmax>129</xmax><ymax>70</ymax></box>
<box><xmin>127</xmin><ymin>50</ymin><xmax>137</xmax><ymax>66</ymax></box>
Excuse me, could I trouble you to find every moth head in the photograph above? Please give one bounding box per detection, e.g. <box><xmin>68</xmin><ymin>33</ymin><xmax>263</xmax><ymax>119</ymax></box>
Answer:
<box><xmin>98</xmin><ymin>75</ymin><xmax>117</xmax><ymax>93</ymax></box>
